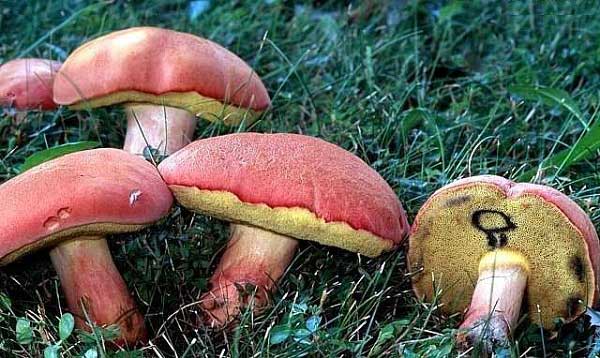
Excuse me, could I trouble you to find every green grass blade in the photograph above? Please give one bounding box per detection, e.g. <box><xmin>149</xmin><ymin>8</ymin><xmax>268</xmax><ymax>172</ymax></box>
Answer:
<box><xmin>508</xmin><ymin>84</ymin><xmax>584</xmax><ymax>124</ymax></box>
<box><xmin>16</xmin><ymin>4</ymin><xmax>103</xmax><ymax>58</ymax></box>
<box><xmin>518</xmin><ymin>119</ymin><xmax>600</xmax><ymax>181</ymax></box>
<box><xmin>19</xmin><ymin>141</ymin><xmax>101</xmax><ymax>172</ymax></box>
<box><xmin>402</xmin><ymin>108</ymin><xmax>442</xmax><ymax>133</ymax></box>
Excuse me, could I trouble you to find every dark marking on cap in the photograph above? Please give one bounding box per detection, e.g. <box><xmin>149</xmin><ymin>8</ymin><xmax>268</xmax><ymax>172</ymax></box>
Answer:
<box><xmin>443</xmin><ymin>195</ymin><xmax>472</xmax><ymax>208</ymax></box>
<box><xmin>570</xmin><ymin>255</ymin><xmax>585</xmax><ymax>283</ymax></box>
<box><xmin>472</xmin><ymin>209</ymin><xmax>517</xmax><ymax>248</ymax></box>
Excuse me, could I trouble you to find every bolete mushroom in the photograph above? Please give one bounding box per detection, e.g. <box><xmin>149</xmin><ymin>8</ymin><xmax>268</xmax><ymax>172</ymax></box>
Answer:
<box><xmin>0</xmin><ymin>148</ymin><xmax>173</xmax><ymax>344</ymax></box>
<box><xmin>408</xmin><ymin>175</ymin><xmax>600</xmax><ymax>353</ymax></box>
<box><xmin>53</xmin><ymin>27</ymin><xmax>270</xmax><ymax>156</ymax></box>
<box><xmin>158</xmin><ymin>133</ymin><xmax>409</xmax><ymax>327</ymax></box>
<box><xmin>0</xmin><ymin>58</ymin><xmax>61</xmax><ymax>122</ymax></box>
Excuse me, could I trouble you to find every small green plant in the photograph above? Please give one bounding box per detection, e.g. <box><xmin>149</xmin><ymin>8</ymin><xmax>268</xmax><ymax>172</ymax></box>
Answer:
<box><xmin>269</xmin><ymin>300</ymin><xmax>323</xmax><ymax>346</ymax></box>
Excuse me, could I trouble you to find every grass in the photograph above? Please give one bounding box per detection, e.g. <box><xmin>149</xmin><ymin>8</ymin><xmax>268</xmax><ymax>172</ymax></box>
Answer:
<box><xmin>1</xmin><ymin>0</ymin><xmax>600</xmax><ymax>356</ymax></box>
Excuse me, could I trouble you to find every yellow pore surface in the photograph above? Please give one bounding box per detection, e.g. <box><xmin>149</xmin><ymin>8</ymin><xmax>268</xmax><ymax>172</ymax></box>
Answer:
<box><xmin>409</xmin><ymin>183</ymin><xmax>595</xmax><ymax>330</ymax></box>
<box><xmin>478</xmin><ymin>248</ymin><xmax>530</xmax><ymax>273</ymax></box>
<box><xmin>70</xmin><ymin>90</ymin><xmax>261</xmax><ymax>126</ymax></box>
<box><xmin>0</xmin><ymin>223</ymin><xmax>146</xmax><ymax>265</ymax></box>
<box><xmin>171</xmin><ymin>185</ymin><xmax>394</xmax><ymax>258</ymax></box>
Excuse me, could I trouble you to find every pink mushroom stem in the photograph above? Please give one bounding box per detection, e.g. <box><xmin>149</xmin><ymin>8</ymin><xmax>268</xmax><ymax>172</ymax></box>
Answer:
<box><xmin>123</xmin><ymin>104</ymin><xmax>197</xmax><ymax>156</ymax></box>
<box><xmin>457</xmin><ymin>249</ymin><xmax>529</xmax><ymax>353</ymax></box>
<box><xmin>49</xmin><ymin>237</ymin><xmax>147</xmax><ymax>345</ymax></box>
<box><xmin>200</xmin><ymin>224</ymin><xmax>298</xmax><ymax>327</ymax></box>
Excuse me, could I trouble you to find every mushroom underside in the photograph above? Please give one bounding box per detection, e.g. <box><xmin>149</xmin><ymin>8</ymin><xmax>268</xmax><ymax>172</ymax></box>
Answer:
<box><xmin>169</xmin><ymin>185</ymin><xmax>394</xmax><ymax>258</ymax></box>
<box><xmin>68</xmin><ymin>90</ymin><xmax>260</xmax><ymax>126</ymax></box>
<box><xmin>409</xmin><ymin>183</ymin><xmax>596</xmax><ymax>330</ymax></box>
<box><xmin>0</xmin><ymin>222</ymin><xmax>146</xmax><ymax>266</ymax></box>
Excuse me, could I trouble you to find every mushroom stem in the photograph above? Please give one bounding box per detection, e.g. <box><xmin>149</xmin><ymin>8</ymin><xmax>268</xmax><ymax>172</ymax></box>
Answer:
<box><xmin>49</xmin><ymin>237</ymin><xmax>147</xmax><ymax>345</ymax></box>
<box><xmin>457</xmin><ymin>249</ymin><xmax>529</xmax><ymax>354</ymax></box>
<box><xmin>200</xmin><ymin>224</ymin><xmax>299</xmax><ymax>328</ymax></box>
<box><xmin>123</xmin><ymin>103</ymin><xmax>196</xmax><ymax>156</ymax></box>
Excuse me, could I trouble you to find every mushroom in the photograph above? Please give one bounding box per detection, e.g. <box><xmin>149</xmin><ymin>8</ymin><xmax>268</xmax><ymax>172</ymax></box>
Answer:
<box><xmin>53</xmin><ymin>27</ymin><xmax>270</xmax><ymax>156</ymax></box>
<box><xmin>0</xmin><ymin>148</ymin><xmax>173</xmax><ymax>344</ymax></box>
<box><xmin>0</xmin><ymin>58</ymin><xmax>61</xmax><ymax>122</ymax></box>
<box><xmin>408</xmin><ymin>175</ymin><xmax>600</xmax><ymax>353</ymax></box>
<box><xmin>158</xmin><ymin>132</ymin><xmax>409</xmax><ymax>327</ymax></box>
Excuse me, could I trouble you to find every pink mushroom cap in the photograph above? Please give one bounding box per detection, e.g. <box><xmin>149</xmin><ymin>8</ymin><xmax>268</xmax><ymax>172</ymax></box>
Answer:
<box><xmin>159</xmin><ymin>133</ymin><xmax>409</xmax><ymax>257</ymax></box>
<box><xmin>0</xmin><ymin>58</ymin><xmax>61</xmax><ymax>110</ymax></box>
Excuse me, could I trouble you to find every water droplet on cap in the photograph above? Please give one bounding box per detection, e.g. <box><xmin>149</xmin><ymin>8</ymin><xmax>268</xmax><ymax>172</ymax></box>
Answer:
<box><xmin>129</xmin><ymin>190</ymin><xmax>142</xmax><ymax>207</ymax></box>
<box><xmin>57</xmin><ymin>207</ymin><xmax>71</xmax><ymax>219</ymax></box>
<box><xmin>43</xmin><ymin>217</ymin><xmax>60</xmax><ymax>231</ymax></box>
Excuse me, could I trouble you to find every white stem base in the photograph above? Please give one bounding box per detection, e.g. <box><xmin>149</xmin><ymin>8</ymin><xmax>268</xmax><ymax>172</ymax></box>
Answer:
<box><xmin>123</xmin><ymin>104</ymin><xmax>196</xmax><ymax>156</ymax></box>
<box><xmin>457</xmin><ymin>250</ymin><xmax>529</xmax><ymax>353</ymax></box>
<box><xmin>49</xmin><ymin>237</ymin><xmax>147</xmax><ymax>345</ymax></box>
<box><xmin>200</xmin><ymin>224</ymin><xmax>299</xmax><ymax>328</ymax></box>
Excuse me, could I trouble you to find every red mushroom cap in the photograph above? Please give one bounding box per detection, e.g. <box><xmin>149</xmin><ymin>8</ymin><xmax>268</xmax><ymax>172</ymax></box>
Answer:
<box><xmin>0</xmin><ymin>148</ymin><xmax>173</xmax><ymax>264</ymax></box>
<box><xmin>53</xmin><ymin>27</ymin><xmax>270</xmax><ymax>124</ymax></box>
<box><xmin>159</xmin><ymin>133</ymin><xmax>409</xmax><ymax>257</ymax></box>
<box><xmin>0</xmin><ymin>58</ymin><xmax>61</xmax><ymax>110</ymax></box>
